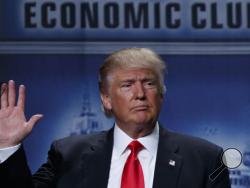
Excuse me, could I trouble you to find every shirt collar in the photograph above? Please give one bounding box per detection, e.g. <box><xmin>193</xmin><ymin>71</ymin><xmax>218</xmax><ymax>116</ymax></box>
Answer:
<box><xmin>113</xmin><ymin>122</ymin><xmax>159</xmax><ymax>158</ymax></box>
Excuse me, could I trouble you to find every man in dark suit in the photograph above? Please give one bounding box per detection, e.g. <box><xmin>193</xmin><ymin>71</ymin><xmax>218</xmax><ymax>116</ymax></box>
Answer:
<box><xmin>0</xmin><ymin>48</ymin><xmax>231</xmax><ymax>188</ymax></box>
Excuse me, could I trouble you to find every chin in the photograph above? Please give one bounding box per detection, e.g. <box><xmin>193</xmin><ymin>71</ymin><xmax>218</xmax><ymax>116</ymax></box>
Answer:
<box><xmin>134</xmin><ymin>117</ymin><xmax>153</xmax><ymax>126</ymax></box>
<box><xmin>130</xmin><ymin>112</ymin><xmax>155</xmax><ymax>124</ymax></box>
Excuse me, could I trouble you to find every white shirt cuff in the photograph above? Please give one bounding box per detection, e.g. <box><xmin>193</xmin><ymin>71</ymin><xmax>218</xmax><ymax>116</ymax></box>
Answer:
<box><xmin>0</xmin><ymin>144</ymin><xmax>21</xmax><ymax>163</ymax></box>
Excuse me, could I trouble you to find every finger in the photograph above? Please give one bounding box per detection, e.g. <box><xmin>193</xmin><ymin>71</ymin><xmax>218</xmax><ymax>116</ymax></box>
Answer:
<box><xmin>8</xmin><ymin>80</ymin><xmax>16</xmax><ymax>107</ymax></box>
<box><xmin>17</xmin><ymin>85</ymin><xmax>25</xmax><ymax>110</ymax></box>
<box><xmin>26</xmin><ymin>114</ymin><xmax>43</xmax><ymax>132</ymax></box>
<box><xmin>1</xmin><ymin>83</ymin><xmax>8</xmax><ymax>109</ymax></box>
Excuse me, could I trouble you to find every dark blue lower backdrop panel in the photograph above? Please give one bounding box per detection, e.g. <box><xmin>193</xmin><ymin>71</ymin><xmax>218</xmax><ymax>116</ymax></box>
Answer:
<box><xmin>0</xmin><ymin>54</ymin><xmax>249</xmax><ymax>188</ymax></box>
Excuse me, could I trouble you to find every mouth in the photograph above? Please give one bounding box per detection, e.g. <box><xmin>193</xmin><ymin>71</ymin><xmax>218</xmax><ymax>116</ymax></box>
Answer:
<box><xmin>131</xmin><ymin>105</ymin><xmax>149</xmax><ymax>111</ymax></box>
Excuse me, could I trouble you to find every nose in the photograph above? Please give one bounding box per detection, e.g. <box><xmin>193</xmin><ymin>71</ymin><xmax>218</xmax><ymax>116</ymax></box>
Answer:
<box><xmin>134</xmin><ymin>82</ymin><xmax>146</xmax><ymax>100</ymax></box>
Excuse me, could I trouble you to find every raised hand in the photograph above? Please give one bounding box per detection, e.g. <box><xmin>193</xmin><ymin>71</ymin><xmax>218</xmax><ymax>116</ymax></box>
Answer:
<box><xmin>0</xmin><ymin>80</ymin><xmax>43</xmax><ymax>148</ymax></box>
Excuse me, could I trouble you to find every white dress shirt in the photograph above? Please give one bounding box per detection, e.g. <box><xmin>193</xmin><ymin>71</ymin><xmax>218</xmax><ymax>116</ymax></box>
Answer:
<box><xmin>107</xmin><ymin>123</ymin><xmax>159</xmax><ymax>188</ymax></box>
<box><xmin>0</xmin><ymin>144</ymin><xmax>21</xmax><ymax>163</ymax></box>
<box><xmin>0</xmin><ymin>123</ymin><xmax>159</xmax><ymax>188</ymax></box>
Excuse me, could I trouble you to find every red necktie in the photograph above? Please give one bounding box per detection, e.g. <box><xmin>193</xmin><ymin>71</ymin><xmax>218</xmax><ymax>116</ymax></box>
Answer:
<box><xmin>121</xmin><ymin>140</ymin><xmax>145</xmax><ymax>188</ymax></box>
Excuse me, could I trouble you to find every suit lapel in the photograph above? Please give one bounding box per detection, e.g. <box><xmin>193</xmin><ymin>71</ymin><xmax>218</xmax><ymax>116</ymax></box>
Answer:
<box><xmin>79</xmin><ymin>126</ymin><xmax>183</xmax><ymax>188</ymax></box>
<box><xmin>80</xmin><ymin>128</ymin><xmax>114</xmax><ymax>188</ymax></box>
<box><xmin>153</xmin><ymin>127</ymin><xmax>183</xmax><ymax>188</ymax></box>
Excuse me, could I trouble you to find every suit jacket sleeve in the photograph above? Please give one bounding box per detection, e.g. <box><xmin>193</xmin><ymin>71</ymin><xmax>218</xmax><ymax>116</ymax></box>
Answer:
<box><xmin>0</xmin><ymin>142</ymin><xmax>62</xmax><ymax>188</ymax></box>
<box><xmin>206</xmin><ymin>147</ymin><xmax>231</xmax><ymax>188</ymax></box>
<box><xmin>0</xmin><ymin>145</ymin><xmax>33</xmax><ymax>188</ymax></box>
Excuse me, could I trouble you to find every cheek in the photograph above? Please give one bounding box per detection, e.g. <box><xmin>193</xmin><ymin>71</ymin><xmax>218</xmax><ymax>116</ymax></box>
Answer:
<box><xmin>149</xmin><ymin>94</ymin><xmax>163</xmax><ymax>107</ymax></box>
<box><xmin>117</xmin><ymin>90</ymin><xmax>134</xmax><ymax>101</ymax></box>
<box><xmin>111</xmin><ymin>91</ymin><xmax>133</xmax><ymax>107</ymax></box>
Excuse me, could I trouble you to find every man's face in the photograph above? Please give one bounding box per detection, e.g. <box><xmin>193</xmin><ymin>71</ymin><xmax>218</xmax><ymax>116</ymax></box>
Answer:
<box><xmin>101</xmin><ymin>68</ymin><xmax>163</xmax><ymax>127</ymax></box>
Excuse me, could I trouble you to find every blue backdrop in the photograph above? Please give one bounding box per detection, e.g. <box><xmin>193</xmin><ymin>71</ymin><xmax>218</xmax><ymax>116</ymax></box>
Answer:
<box><xmin>1</xmin><ymin>0</ymin><xmax>250</xmax><ymax>187</ymax></box>
<box><xmin>1</xmin><ymin>54</ymin><xmax>250</xmax><ymax>187</ymax></box>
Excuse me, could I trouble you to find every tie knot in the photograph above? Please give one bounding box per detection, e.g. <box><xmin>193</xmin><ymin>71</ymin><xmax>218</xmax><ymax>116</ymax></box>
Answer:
<box><xmin>128</xmin><ymin>141</ymin><xmax>144</xmax><ymax>155</ymax></box>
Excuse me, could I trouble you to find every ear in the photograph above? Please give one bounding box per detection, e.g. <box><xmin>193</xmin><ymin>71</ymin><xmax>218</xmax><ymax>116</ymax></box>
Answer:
<box><xmin>100</xmin><ymin>92</ymin><xmax>112</xmax><ymax>110</ymax></box>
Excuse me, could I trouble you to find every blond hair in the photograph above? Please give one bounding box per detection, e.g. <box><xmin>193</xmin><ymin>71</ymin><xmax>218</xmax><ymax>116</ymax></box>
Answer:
<box><xmin>99</xmin><ymin>47</ymin><xmax>167</xmax><ymax>117</ymax></box>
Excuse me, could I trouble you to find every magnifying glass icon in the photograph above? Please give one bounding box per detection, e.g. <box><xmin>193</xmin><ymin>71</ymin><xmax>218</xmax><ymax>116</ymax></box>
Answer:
<box><xmin>209</xmin><ymin>148</ymin><xmax>242</xmax><ymax>181</ymax></box>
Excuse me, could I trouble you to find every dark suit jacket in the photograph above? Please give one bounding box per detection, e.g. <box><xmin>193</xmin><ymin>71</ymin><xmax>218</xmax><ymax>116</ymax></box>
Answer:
<box><xmin>0</xmin><ymin>126</ymin><xmax>231</xmax><ymax>188</ymax></box>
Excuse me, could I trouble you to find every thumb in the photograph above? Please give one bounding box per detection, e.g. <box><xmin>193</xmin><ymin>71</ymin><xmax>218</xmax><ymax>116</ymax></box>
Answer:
<box><xmin>27</xmin><ymin>114</ymin><xmax>44</xmax><ymax>132</ymax></box>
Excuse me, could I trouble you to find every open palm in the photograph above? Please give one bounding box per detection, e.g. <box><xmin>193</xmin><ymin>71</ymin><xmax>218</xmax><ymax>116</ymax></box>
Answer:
<box><xmin>0</xmin><ymin>80</ymin><xmax>43</xmax><ymax>148</ymax></box>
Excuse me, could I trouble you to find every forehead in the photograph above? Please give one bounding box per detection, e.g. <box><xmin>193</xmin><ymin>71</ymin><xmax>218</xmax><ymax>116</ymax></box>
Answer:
<box><xmin>110</xmin><ymin>68</ymin><xmax>157</xmax><ymax>81</ymax></box>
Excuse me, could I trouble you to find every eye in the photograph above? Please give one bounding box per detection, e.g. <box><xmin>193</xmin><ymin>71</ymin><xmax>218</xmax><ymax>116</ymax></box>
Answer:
<box><xmin>146</xmin><ymin>81</ymin><xmax>153</xmax><ymax>85</ymax></box>
<box><xmin>120</xmin><ymin>82</ymin><xmax>133</xmax><ymax>91</ymax></box>
<box><xmin>144</xmin><ymin>80</ymin><xmax>156</xmax><ymax>88</ymax></box>
<box><xmin>121</xmin><ymin>83</ymin><xmax>131</xmax><ymax>88</ymax></box>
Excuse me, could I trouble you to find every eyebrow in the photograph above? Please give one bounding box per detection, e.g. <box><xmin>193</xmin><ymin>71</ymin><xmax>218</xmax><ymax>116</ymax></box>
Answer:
<box><xmin>119</xmin><ymin>77</ymin><xmax>156</xmax><ymax>84</ymax></box>
<box><xmin>119</xmin><ymin>79</ymin><xmax>135</xmax><ymax>83</ymax></box>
